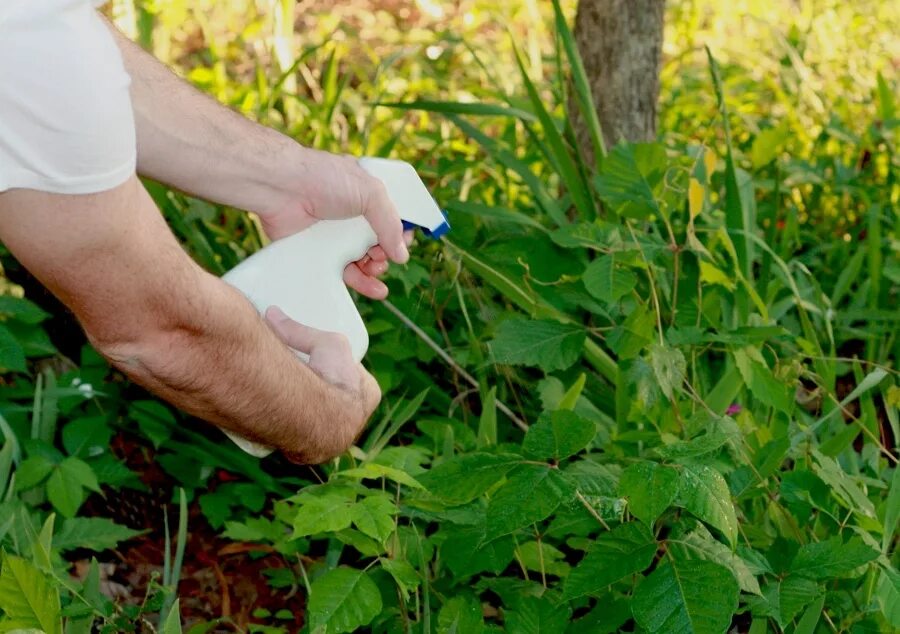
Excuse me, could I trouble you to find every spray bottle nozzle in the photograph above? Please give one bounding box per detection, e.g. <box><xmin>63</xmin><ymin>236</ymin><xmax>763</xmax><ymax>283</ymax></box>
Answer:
<box><xmin>402</xmin><ymin>210</ymin><xmax>450</xmax><ymax>239</ymax></box>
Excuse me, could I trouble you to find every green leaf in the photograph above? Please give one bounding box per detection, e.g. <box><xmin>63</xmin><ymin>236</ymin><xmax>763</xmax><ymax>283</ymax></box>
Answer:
<box><xmin>794</xmin><ymin>595</ymin><xmax>825</xmax><ymax>634</ymax></box>
<box><xmin>883</xmin><ymin>456</ymin><xmax>900</xmax><ymax>552</ymax></box>
<box><xmin>129</xmin><ymin>400</ymin><xmax>175</xmax><ymax>450</ymax></box>
<box><xmin>437</xmin><ymin>595</ymin><xmax>484</xmax><ymax>634</ymax></box>
<box><xmin>733</xmin><ymin>348</ymin><xmax>793</xmax><ymax>414</ymax></box>
<box><xmin>675</xmin><ymin>464</ymin><xmax>738</xmax><ymax>547</ymax></box>
<box><xmin>789</xmin><ymin>536</ymin><xmax>879</xmax><ymax>579</ymax></box>
<box><xmin>489</xmin><ymin>319</ymin><xmax>585</xmax><ymax>372</ymax></box>
<box><xmin>477</xmin><ymin>387</ymin><xmax>497</xmax><ymax>448</ymax></box>
<box><xmin>522</xmin><ymin>411</ymin><xmax>595</xmax><ymax>461</ymax></box>
<box><xmin>484</xmin><ymin>464</ymin><xmax>573</xmax><ymax>541</ymax></box>
<box><xmin>774</xmin><ymin>576</ymin><xmax>821</xmax><ymax>627</ymax></box>
<box><xmin>607</xmin><ymin>304</ymin><xmax>655</xmax><ymax>360</ymax></box>
<box><xmin>350</xmin><ymin>495</ymin><xmax>396</xmax><ymax>543</ymax></box>
<box><xmin>669</xmin><ymin>526</ymin><xmax>761</xmax><ymax>595</ymax></box>
<box><xmin>419</xmin><ymin>453</ymin><xmax>522</xmax><ymax>505</ymax></box>
<box><xmin>620</xmin><ymin>462</ymin><xmax>679</xmax><ymax>527</ymax></box>
<box><xmin>47</xmin><ymin>456</ymin><xmax>102</xmax><ymax>518</ymax></box>
<box><xmin>632</xmin><ymin>558</ymin><xmax>739</xmax><ymax>634</ymax></box>
<box><xmin>0</xmin><ymin>552</ymin><xmax>61</xmax><ymax>634</ymax></box>
<box><xmin>516</xmin><ymin>541</ymin><xmax>570</xmax><ymax>577</ymax></box>
<box><xmin>53</xmin><ymin>517</ymin><xmax>143</xmax><ymax>552</ymax></box>
<box><xmin>380</xmin><ymin>558</ymin><xmax>419</xmax><ymax>602</ymax></box>
<box><xmin>811</xmin><ymin>451</ymin><xmax>877</xmax><ymax>519</ymax></box>
<box><xmin>61</xmin><ymin>416</ymin><xmax>112</xmax><ymax>458</ymax></box>
<box><xmin>380</xmin><ymin>99</ymin><xmax>536</xmax><ymax>121</ymax></box>
<box><xmin>649</xmin><ymin>343</ymin><xmax>687</xmax><ymax>399</ymax></box>
<box><xmin>442</xmin><ymin>528</ymin><xmax>515</xmax><ymax>578</ymax></box>
<box><xmin>336</xmin><ymin>463</ymin><xmax>423</xmax><ymax>489</ymax></box>
<box><xmin>292</xmin><ymin>494</ymin><xmax>354</xmax><ymax>538</ymax></box>
<box><xmin>505</xmin><ymin>595</ymin><xmax>570</xmax><ymax>634</ymax></box>
<box><xmin>876</xmin><ymin>567</ymin><xmax>900</xmax><ymax>627</ymax></box>
<box><xmin>13</xmin><ymin>455</ymin><xmax>55</xmax><ymax>491</ymax></box>
<box><xmin>583</xmin><ymin>255</ymin><xmax>637</xmax><ymax>304</ymax></box>
<box><xmin>563</xmin><ymin>522</ymin><xmax>656</xmax><ymax>599</ymax></box>
<box><xmin>0</xmin><ymin>324</ymin><xmax>27</xmax><ymax>373</ymax></box>
<box><xmin>307</xmin><ymin>567</ymin><xmax>381</xmax><ymax>634</ymax></box>
<box><xmin>0</xmin><ymin>296</ymin><xmax>50</xmax><ymax>324</ymax></box>
<box><xmin>162</xmin><ymin>598</ymin><xmax>183</xmax><ymax>634</ymax></box>
<box><xmin>594</xmin><ymin>143</ymin><xmax>666</xmax><ymax>219</ymax></box>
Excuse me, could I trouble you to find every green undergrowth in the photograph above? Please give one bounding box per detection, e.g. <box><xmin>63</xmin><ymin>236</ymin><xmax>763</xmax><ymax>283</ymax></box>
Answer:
<box><xmin>0</xmin><ymin>0</ymin><xmax>898</xmax><ymax>632</ymax></box>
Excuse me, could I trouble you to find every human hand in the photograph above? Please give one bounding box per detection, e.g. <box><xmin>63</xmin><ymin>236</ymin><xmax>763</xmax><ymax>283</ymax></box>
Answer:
<box><xmin>264</xmin><ymin>305</ymin><xmax>381</xmax><ymax>463</ymax></box>
<box><xmin>259</xmin><ymin>149</ymin><xmax>414</xmax><ymax>300</ymax></box>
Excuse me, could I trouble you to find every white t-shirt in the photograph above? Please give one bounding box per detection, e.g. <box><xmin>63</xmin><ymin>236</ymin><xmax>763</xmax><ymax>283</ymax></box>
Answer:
<box><xmin>0</xmin><ymin>1</ymin><xmax>137</xmax><ymax>194</ymax></box>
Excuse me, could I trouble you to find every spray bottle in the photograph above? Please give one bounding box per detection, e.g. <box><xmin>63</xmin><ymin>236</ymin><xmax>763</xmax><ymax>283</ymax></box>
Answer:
<box><xmin>220</xmin><ymin>157</ymin><xmax>449</xmax><ymax>457</ymax></box>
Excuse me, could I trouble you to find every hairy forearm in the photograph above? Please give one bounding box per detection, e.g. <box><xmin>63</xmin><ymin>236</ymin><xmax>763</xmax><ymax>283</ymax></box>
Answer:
<box><xmin>106</xmin><ymin>22</ymin><xmax>306</xmax><ymax>216</ymax></box>
<box><xmin>98</xmin><ymin>268</ymin><xmax>360</xmax><ymax>463</ymax></box>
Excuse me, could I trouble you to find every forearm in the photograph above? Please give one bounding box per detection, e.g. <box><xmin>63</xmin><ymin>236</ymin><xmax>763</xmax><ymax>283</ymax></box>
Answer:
<box><xmin>0</xmin><ymin>179</ymin><xmax>361</xmax><ymax>463</ymax></box>
<box><xmin>99</xmin><ymin>268</ymin><xmax>359</xmax><ymax>463</ymax></box>
<box><xmin>107</xmin><ymin>22</ymin><xmax>306</xmax><ymax>216</ymax></box>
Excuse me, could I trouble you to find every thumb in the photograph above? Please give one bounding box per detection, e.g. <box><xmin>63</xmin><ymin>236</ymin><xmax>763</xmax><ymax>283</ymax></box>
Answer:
<box><xmin>264</xmin><ymin>306</ymin><xmax>318</xmax><ymax>354</ymax></box>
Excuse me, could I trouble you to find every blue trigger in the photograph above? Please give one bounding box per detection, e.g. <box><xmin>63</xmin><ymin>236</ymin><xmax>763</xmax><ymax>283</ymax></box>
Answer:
<box><xmin>402</xmin><ymin>210</ymin><xmax>450</xmax><ymax>239</ymax></box>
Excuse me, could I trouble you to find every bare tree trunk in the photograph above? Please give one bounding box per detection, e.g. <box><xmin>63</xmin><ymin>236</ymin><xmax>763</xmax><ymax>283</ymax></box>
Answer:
<box><xmin>572</xmin><ymin>0</ymin><xmax>665</xmax><ymax>160</ymax></box>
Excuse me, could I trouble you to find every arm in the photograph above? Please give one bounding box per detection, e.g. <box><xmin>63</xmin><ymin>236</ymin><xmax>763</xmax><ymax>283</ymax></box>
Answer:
<box><xmin>105</xmin><ymin>24</ymin><xmax>410</xmax><ymax>300</ymax></box>
<box><xmin>0</xmin><ymin>177</ymin><xmax>379</xmax><ymax>464</ymax></box>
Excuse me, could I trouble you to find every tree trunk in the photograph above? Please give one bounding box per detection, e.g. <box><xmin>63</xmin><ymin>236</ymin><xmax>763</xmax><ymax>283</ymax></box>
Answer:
<box><xmin>572</xmin><ymin>0</ymin><xmax>665</xmax><ymax>160</ymax></box>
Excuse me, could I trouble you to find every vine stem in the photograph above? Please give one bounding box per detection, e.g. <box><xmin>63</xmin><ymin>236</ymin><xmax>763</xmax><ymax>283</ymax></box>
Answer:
<box><xmin>381</xmin><ymin>299</ymin><xmax>529</xmax><ymax>432</ymax></box>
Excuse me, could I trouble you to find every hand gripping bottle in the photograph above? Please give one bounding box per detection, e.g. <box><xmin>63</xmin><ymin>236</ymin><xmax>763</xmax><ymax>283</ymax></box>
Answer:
<box><xmin>220</xmin><ymin>157</ymin><xmax>449</xmax><ymax>457</ymax></box>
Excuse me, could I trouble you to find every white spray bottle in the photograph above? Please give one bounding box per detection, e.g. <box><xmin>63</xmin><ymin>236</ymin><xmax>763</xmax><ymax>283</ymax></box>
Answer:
<box><xmin>220</xmin><ymin>157</ymin><xmax>449</xmax><ymax>457</ymax></box>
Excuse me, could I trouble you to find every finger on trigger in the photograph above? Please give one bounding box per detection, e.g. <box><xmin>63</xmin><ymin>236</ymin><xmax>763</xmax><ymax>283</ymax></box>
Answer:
<box><xmin>343</xmin><ymin>263</ymin><xmax>388</xmax><ymax>299</ymax></box>
<box><xmin>364</xmin><ymin>180</ymin><xmax>408</xmax><ymax>264</ymax></box>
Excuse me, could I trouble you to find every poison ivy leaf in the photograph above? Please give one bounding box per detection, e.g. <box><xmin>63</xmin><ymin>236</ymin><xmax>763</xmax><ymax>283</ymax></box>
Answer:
<box><xmin>563</xmin><ymin>522</ymin><xmax>657</xmax><ymax>599</ymax></box>
<box><xmin>789</xmin><ymin>536</ymin><xmax>879</xmax><ymax>579</ymax></box>
<box><xmin>0</xmin><ymin>552</ymin><xmax>62</xmax><ymax>634</ymax></box>
<box><xmin>46</xmin><ymin>457</ymin><xmax>99</xmax><ymax>518</ymax></box>
<box><xmin>669</xmin><ymin>525</ymin><xmax>761</xmax><ymax>595</ymax></box>
<box><xmin>223</xmin><ymin>517</ymin><xmax>283</xmax><ymax>543</ymax></box>
<box><xmin>350</xmin><ymin>495</ymin><xmax>396</xmax><ymax>543</ymax></box>
<box><xmin>489</xmin><ymin>319</ymin><xmax>586</xmax><ymax>372</ymax></box>
<box><xmin>733</xmin><ymin>348</ymin><xmax>793</xmax><ymax>414</ymax></box>
<box><xmin>484</xmin><ymin>464</ymin><xmax>574</xmax><ymax>541</ymax></box>
<box><xmin>774</xmin><ymin>576</ymin><xmax>821</xmax><ymax>627</ymax></box>
<box><xmin>0</xmin><ymin>323</ymin><xmax>27</xmax><ymax>373</ymax></box>
<box><xmin>594</xmin><ymin>142</ymin><xmax>666</xmax><ymax>220</ymax></box>
<box><xmin>517</xmin><ymin>540</ymin><xmax>570</xmax><ymax>577</ymax></box>
<box><xmin>649</xmin><ymin>343</ymin><xmax>687</xmax><ymax>399</ymax></box>
<box><xmin>607</xmin><ymin>304</ymin><xmax>655</xmax><ymax>360</ymax></box>
<box><xmin>292</xmin><ymin>494</ymin><xmax>354</xmax><ymax>537</ymax></box>
<box><xmin>620</xmin><ymin>461</ymin><xmax>678</xmax><ymax>527</ymax></box>
<box><xmin>442</xmin><ymin>527</ymin><xmax>515</xmax><ymax>578</ymax></box>
<box><xmin>675</xmin><ymin>464</ymin><xmax>738</xmax><ymax>547</ymax></box>
<box><xmin>61</xmin><ymin>416</ymin><xmax>112</xmax><ymax>458</ymax></box>
<box><xmin>504</xmin><ymin>595</ymin><xmax>570</xmax><ymax>634</ymax></box>
<box><xmin>655</xmin><ymin>420</ymin><xmax>739</xmax><ymax>461</ymax></box>
<box><xmin>437</xmin><ymin>595</ymin><xmax>484</xmax><ymax>634</ymax></box>
<box><xmin>632</xmin><ymin>558</ymin><xmax>739</xmax><ymax>634</ymax></box>
<box><xmin>419</xmin><ymin>452</ymin><xmax>522</xmax><ymax>505</ymax></box>
<box><xmin>53</xmin><ymin>517</ymin><xmax>143</xmax><ymax>552</ymax></box>
<box><xmin>307</xmin><ymin>567</ymin><xmax>381</xmax><ymax>634</ymax></box>
<box><xmin>380</xmin><ymin>558</ymin><xmax>419</xmax><ymax>602</ymax></box>
<box><xmin>566</xmin><ymin>596</ymin><xmax>632</xmax><ymax>634</ymax></box>
<box><xmin>583</xmin><ymin>255</ymin><xmax>637</xmax><ymax>304</ymax></box>
<box><xmin>522</xmin><ymin>410</ymin><xmax>595</xmax><ymax>461</ymax></box>
<box><xmin>13</xmin><ymin>455</ymin><xmax>55</xmax><ymax>491</ymax></box>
